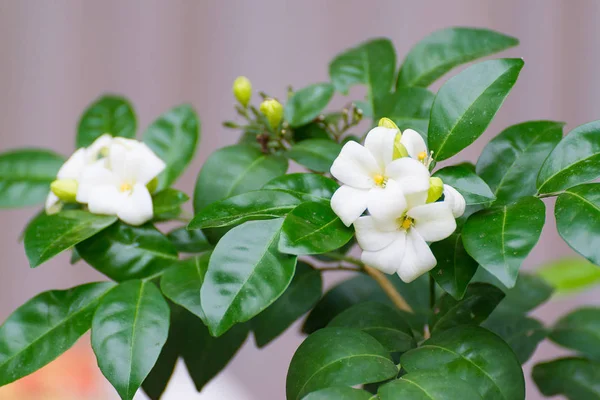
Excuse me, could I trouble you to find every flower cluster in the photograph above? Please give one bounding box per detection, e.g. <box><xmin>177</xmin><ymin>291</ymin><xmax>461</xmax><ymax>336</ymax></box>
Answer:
<box><xmin>330</xmin><ymin>120</ymin><xmax>465</xmax><ymax>282</ymax></box>
<box><xmin>46</xmin><ymin>135</ymin><xmax>165</xmax><ymax>226</ymax></box>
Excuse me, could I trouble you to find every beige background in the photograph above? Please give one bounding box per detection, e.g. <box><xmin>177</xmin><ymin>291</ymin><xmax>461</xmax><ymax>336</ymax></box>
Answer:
<box><xmin>1</xmin><ymin>0</ymin><xmax>599</xmax><ymax>399</ymax></box>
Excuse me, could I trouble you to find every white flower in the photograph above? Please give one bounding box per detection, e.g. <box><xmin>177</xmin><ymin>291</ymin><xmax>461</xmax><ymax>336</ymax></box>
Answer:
<box><xmin>354</xmin><ymin>198</ymin><xmax>456</xmax><ymax>283</ymax></box>
<box><xmin>45</xmin><ymin>134</ymin><xmax>113</xmax><ymax>214</ymax></box>
<box><xmin>77</xmin><ymin>138</ymin><xmax>165</xmax><ymax>226</ymax></box>
<box><xmin>398</xmin><ymin>128</ymin><xmax>435</xmax><ymax>168</ymax></box>
<box><xmin>330</xmin><ymin>127</ymin><xmax>430</xmax><ymax>226</ymax></box>
<box><xmin>443</xmin><ymin>184</ymin><xmax>466</xmax><ymax>218</ymax></box>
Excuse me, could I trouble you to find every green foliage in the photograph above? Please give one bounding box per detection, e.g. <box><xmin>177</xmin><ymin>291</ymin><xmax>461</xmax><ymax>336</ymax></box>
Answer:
<box><xmin>77</xmin><ymin>95</ymin><xmax>136</xmax><ymax>148</ymax></box>
<box><xmin>160</xmin><ymin>255</ymin><xmax>209</xmax><ymax>319</ymax></box>
<box><xmin>301</xmin><ymin>387</ymin><xmax>373</xmax><ymax>400</ymax></box>
<box><xmin>549</xmin><ymin>307</ymin><xmax>600</xmax><ymax>361</ymax></box>
<box><xmin>262</xmin><ymin>173</ymin><xmax>338</xmax><ymax>202</ymax></box>
<box><xmin>483</xmin><ymin>314</ymin><xmax>547</xmax><ymax>364</ymax></box>
<box><xmin>536</xmin><ymin>257</ymin><xmax>600</xmax><ymax>294</ymax></box>
<box><xmin>152</xmin><ymin>188</ymin><xmax>189</xmax><ymax>221</ymax></box>
<box><xmin>433</xmin><ymin>164</ymin><xmax>496</xmax><ymax>205</ymax></box>
<box><xmin>373</xmin><ymin>87</ymin><xmax>434</xmax><ymax>136</ymax></box>
<box><xmin>533</xmin><ymin>358</ymin><xmax>600</xmax><ymax>400</ymax></box>
<box><xmin>378</xmin><ymin>371</ymin><xmax>483</xmax><ymax>400</ymax></box>
<box><xmin>285</xmin><ymin>83</ymin><xmax>335</xmax><ymax>127</ymax></box>
<box><xmin>430</xmin><ymin>232</ymin><xmax>478</xmax><ymax>299</ymax></box>
<box><xmin>166</xmin><ymin>227</ymin><xmax>211</xmax><ymax>253</ymax></box>
<box><xmin>287</xmin><ymin>139</ymin><xmax>342</xmax><ymax>173</ymax></box>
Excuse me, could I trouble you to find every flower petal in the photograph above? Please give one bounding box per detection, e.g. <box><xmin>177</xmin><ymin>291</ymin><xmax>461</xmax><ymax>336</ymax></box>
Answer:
<box><xmin>354</xmin><ymin>216</ymin><xmax>398</xmax><ymax>251</ymax></box>
<box><xmin>364</xmin><ymin>126</ymin><xmax>396</xmax><ymax>170</ymax></box>
<box><xmin>367</xmin><ymin>179</ymin><xmax>407</xmax><ymax>221</ymax></box>
<box><xmin>57</xmin><ymin>148</ymin><xmax>87</xmax><ymax>180</ymax></box>
<box><xmin>76</xmin><ymin>161</ymin><xmax>116</xmax><ymax>204</ymax></box>
<box><xmin>117</xmin><ymin>183</ymin><xmax>154</xmax><ymax>226</ymax></box>
<box><xmin>361</xmin><ymin>233</ymin><xmax>407</xmax><ymax>275</ymax></box>
<box><xmin>330</xmin><ymin>185</ymin><xmax>369</xmax><ymax>226</ymax></box>
<box><xmin>443</xmin><ymin>184</ymin><xmax>466</xmax><ymax>218</ymax></box>
<box><xmin>397</xmin><ymin>229</ymin><xmax>437</xmax><ymax>283</ymax></box>
<box><xmin>45</xmin><ymin>192</ymin><xmax>62</xmax><ymax>214</ymax></box>
<box><xmin>385</xmin><ymin>157</ymin><xmax>430</xmax><ymax>187</ymax></box>
<box><xmin>109</xmin><ymin>141</ymin><xmax>165</xmax><ymax>185</ymax></box>
<box><xmin>85</xmin><ymin>134</ymin><xmax>113</xmax><ymax>161</ymax></box>
<box><xmin>408</xmin><ymin>202</ymin><xmax>456</xmax><ymax>242</ymax></box>
<box><xmin>400</xmin><ymin>129</ymin><xmax>427</xmax><ymax>159</ymax></box>
<box><xmin>330</xmin><ymin>141</ymin><xmax>380</xmax><ymax>189</ymax></box>
<box><xmin>87</xmin><ymin>185</ymin><xmax>125</xmax><ymax>216</ymax></box>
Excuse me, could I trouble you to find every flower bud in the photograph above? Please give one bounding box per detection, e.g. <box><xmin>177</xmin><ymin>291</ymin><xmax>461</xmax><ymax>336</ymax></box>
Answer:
<box><xmin>233</xmin><ymin>76</ymin><xmax>252</xmax><ymax>107</ymax></box>
<box><xmin>393</xmin><ymin>132</ymin><xmax>409</xmax><ymax>159</ymax></box>
<box><xmin>50</xmin><ymin>179</ymin><xmax>78</xmax><ymax>203</ymax></box>
<box><xmin>260</xmin><ymin>98</ymin><xmax>284</xmax><ymax>129</ymax></box>
<box><xmin>378</xmin><ymin>117</ymin><xmax>399</xmax><ymax>131</ymax></box>
<box><xmin>427</xmin><ymin>177</ymin><xmax>444</xmax><ymax>203</ymax></box>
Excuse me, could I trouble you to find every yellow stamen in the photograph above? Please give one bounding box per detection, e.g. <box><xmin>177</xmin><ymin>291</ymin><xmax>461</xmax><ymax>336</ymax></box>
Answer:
<box><xmin>120</xmin><ymin>182</ymin><xmax>132</xmax><ymax>192</ymax></box>
<box><xmin>373</xmin><ymin>174</ymin><xmax>385</xmax><ymax>186</ymax></box>
<box><xmin>401</xmin><ymin>218</ymin><xmax>412</xmax><ymax>230</ymax></box>
<box><xmin>418</xmin><ymin>151</ymin><xmax>428</xmax><ymax>161</ymax></box>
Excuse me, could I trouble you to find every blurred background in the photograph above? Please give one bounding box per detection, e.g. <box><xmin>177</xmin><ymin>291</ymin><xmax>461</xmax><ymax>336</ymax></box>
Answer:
<box><xmin>0</xmin><ymin>0</ymin><xmax>599</xmax><ymax>399</ymax></box>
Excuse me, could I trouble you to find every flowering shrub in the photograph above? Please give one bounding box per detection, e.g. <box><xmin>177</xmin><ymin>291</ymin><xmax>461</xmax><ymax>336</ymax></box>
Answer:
<box><xmin>1</xmin><ymin>27</ymin><xmax>600</xmax><ymax>400</ymax></box>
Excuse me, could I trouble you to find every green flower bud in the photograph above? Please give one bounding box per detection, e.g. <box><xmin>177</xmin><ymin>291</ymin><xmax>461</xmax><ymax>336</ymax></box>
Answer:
<box><xmin>260</xmin><ymin>98</ymin><xmax>284</xmax><ymax>129</ymax></box>
<box><xmin>233</xmin><ymin>76</ymin><xmax>252</xmax><ymax>107</ymax></box>
<box><xmin>146</xmin><ymin>177</ymin><xmax>159</xmax><ymax>194</ymax></box>
<box><xmin>378</xmin><ymin>117</ymin><xmax>399</xmax><ymax>131</ymax></box>
<box><xmin>393</xmin><ymin>132</ymin><xmax>409</xmax><ymax>159</ymax></box>
<box><xmin>50</xmin><ymin>179</ymin><xmax>78</xmax><ymax>203</ymax></box>
<box><xmin>427</xmin><ymin>177</ymin><xmax>444</xmax><ymax>203</ymax></box>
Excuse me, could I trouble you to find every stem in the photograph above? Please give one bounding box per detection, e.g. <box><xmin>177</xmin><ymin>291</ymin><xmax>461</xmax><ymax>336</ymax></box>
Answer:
<box><xmin>319</xmin><ymin>265</ymin><xmax>361</xmax><ymax>272</ymax></box>
<box><xmin>363</xmin><ymin>266</ymin><xmax>414</xmax><ymax>314</ymax></box>
<box><xmin>536</xmin><ymin>191</ymin><xmax>563</xmax><ymax>199</ymax></box>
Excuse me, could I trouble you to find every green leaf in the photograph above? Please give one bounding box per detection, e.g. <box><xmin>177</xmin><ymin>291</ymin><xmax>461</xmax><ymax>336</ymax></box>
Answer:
<box><xmin>263</xmin><ymin>173</ymin><xmax>338</xmax><ymax>203</ymax></box>
<box><xmin>536</xmin><ymin>257</ymin><xmax>600</xmax><ymax>294</ymax></box>
<box><xmin>189</xmin><ymin>190</ymin><xmax>302</xmax><ymax>229</ymax></box>
<box><xmin>201</xmin><ymin>219</ymin><xmax>297</xmax><ymax>336</ymax></box>
<box><xmin>76</xmin><ymin>222</ymin><xmax>178</xmax><ymax>281</ymax></box>
<box><xmin>288</xmin><ymin>139</ymin><xmax>342</xmax><ymax>173</ymax></box>
<box><xmin>462</xmin><ymin>196</ymin><xmax>545</xmax><ymax>287</ymax></box>
<box><xmin>286</xmin><ymin>327</ymin><xmax>398</xmax><ymax>400</ymax></box>
<box><xmin>329</xmin><ymin>39</ymin><xmax>396</xmax><ymax>112</ymax></box>
<box><xmin>549</xmin><ymin>307</ymin><xmax>600</xmax><ymax>361</ymax></box>
<box><xmin>279</xmin><ymin>201</ymin><xmax>353</xmax><ymax>255</ymax></box>
<box><xmin>76</xmin><ymin>95</ymin><xmax>136</xmax><ymax>148</ymax></box>
<box><xmin>537</xmin><ymin>120</ymin><xmax>600</xmax><ymax>194</ymax></box>
<box><xmin>431</xmin><ymin>283</ymin><xmax>504</xmax><ymax>334</ymax></box>
<box><xmin>0</xmin><ymin>149</ymin><xmax>64</xmax><ymax>208</ymax></box>
<box><xmin>476</xmin><ymin>121</ymin><xmax>564</xmax><ymax>204</ymax></box>
<box><xmin>533</xmin><ymin>358</ymin><xmax>600</xmax><ymax>399</ymax></box>
<box><xmin>193</xmin><ymin>144</ymin><xmax>288</xmax><ymax>212</ymax></box>
<box><xmin>24</xmin><ymin>210</ymin><xmax>117</xmax><ymax>268</ymax></box>
<box><xmin>433</xmin><ymin>164</ymin><xmax>496</xmax><ymax>205</ymax></box>
<box><xmin>293</xmin><ymin>123</ymin><xmax>330</xmax><ymax>142</ymax></box>
<box><xmin>401</xmin><ymin>325</ymin><xmax>524</xmax><ymax>400</ymax></box>
<box><xmin>328</xmin><ymin>302</ymin><xmax>415</xmax><ymax>352</ymax></box>
<box><xmin>428</xmin><ymin>59</ymin><xmax>524</xmax><ymax>161</ymax></box>
<box><xmin>373</xmin><ymin>87</ymin><xmax>434</xmax><ymax>136</ymax></box>
<box><xmin>152</xmin><ymin>188</ymin><xmax>189</xmax><ymax>221</ymax></box>
<box><xmin>253</xmin><ymin>262</ymin><xmax>322</xmax><ymax>347</ymax></box>
<box><xmin>396</xmin><ymin>27</ymin><xmax>519</xmax><ymax>88</ymax></box>
<box><xmin>0</xmin><ymin>282</ymin><xmax>114</xmax><ymax>386</ymax></box>
<box><xmin>555</xmin><ymin>183</ymin><xmax>600</xmax><ymax>265</ymax></box>
<box><xmin>143</xmin><ymin>104</ymin><xmax>200</xmax><ymax>190</ymax></box>
<box><xmin>142</xmin><ymin>311</ymin><xmax>179</xmax><ymax>400</ymax></box>
<box><xmin>483</xmin><ymin>313</ymin><xmax>547</xmax><ymax>364</ymax></box>
<box><xmin>160</xmin><ymin>254</ymin><xmax>209</xmax><ymax>319</ymax></box>
<box><xmin>430</xmin><ymin>232</ymin><xmax>478</xmax><ymax>300</ymax></box>
<box><xmin>92</xmin><ymin>280</ymin><xmax>170</xmax><ymax>400</ymax></box>
<box><xmin>166</xmin><ymin>227</ymin><xmax>212</xmax><ymax>253</ymax></box>
<box><xmin>285</xmin><ymin>83</ymin><xmax>335</xmax><ymax>128</ymax></box>
<box><xmin>378</xmin><ymin>371</ymin><xmax>483</xmax><ymax>400</ymax></box>
<box><xmin>301</xmin><ymin>387</ymin><xmax>372</xmax><ymax>400</ymax></box>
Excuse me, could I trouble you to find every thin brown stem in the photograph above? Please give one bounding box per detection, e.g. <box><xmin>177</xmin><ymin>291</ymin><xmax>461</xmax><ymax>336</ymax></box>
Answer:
<box><xmin>319</xmin><ymin>265</ymin><xmax>362</xmax><ymax>273</ymax></box>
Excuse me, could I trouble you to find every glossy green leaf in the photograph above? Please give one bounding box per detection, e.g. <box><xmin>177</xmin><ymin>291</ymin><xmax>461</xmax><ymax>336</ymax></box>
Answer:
<box><xmin>373</xmin><ymin>87</ymin><xmax>434</xmax><ymax>136</ymax></box>
<box><xmin>263</xmin><ymin>173</ymin><xmax>338</xmax><ymax>203</ymax></box>
<box><xmin>286</xmin><ymin>327</ymin><xmax>398</xmax><ymax>400</ymax></box>
<box><xmin>302</xmin><ymin>387</ymin><xmax>372</xmax><ymax>400</ymax></box>
<box><xmin>92</xmin><ymin>280</ymin><xmax>169</xmax><ymax>400</ymax></box>
<box><xmin>378</xmin><ymin>371</ymin><xmax>483</xmax><ymax>400</ymax></box>
<box><xmin>533</xmin><ymin>358</ymin><xmax>600</xmax><ymax>400</ymax></box>
<box><xmin>288</xmin><ymin>139</ymin><xmax>342</xmax><ymax>173</ymax></box>
<box><xmin>166</xmin><ymin>227</ymin><xmax>211</xmax><ymax>253</ymax></box>
<box><xmin>328</xmin><ymin>302</ymin><xmax>415</xmax><ymax>352</ymax></box>
<box><xmin>483</xmin><ymin>313</ymin><xmax>547</xmax><ymax>364</ymax></box>
<box><xmin>24</xmin><ymin>210</ymin><xmax>117</xmax><ymax>268</ymax></box>
<box><xmin>293</xmin><ymin>123</ymin><xmax>330</xmax><ymax>142</ymax></box>
<box><xmin>462</xmin><ymin>196</ymin><xmax>545</xmax><ymax>287</ymax></box>
<box><xmin>279</xmin><ymin>201</ymin><xmax>353</xmax><ymax>255</ymax></box>
<box><xmin>476</xmin><ymin>121</ymin><xmax>564</xmax><ymax>204</ymax></box>
<box><xmin>433</xmin><ymin>164</ymin><xmax>496</xmax><ymax>205</ymax></box>
<box><xmin>201</xmin><ymin>219</ymin><xmax>297</xmax><ymax>336</ymax></box>
<box><xmin>152</xmin><ymin>188</ymin><xmax>189</xmax><ymax>221</ymax></box>
<box><xmin>193</xmin><ymin>144</ymin><xmax>288</xmax><ymax>212</ymax></box>
<box><xmin>431</xmin><ymin>283</ymin><xmax>504</xmax><ymax>334</ymax></box>
<box><xmin>253</xmin><ymin>262</ymin><xmax>322</xmax><ymax>347</ymax></box>
<box><xmin>430</xmin><ymin>232</ymin><xmax>478</xmax><ymax>299</ymax></box>
<box><xmin>0</xmin><ymin>149</ymin><xmax>64</xmax><ymax>208</ymax></box>
<box><xmin>397</xmin><ymin>27</ymin><xmax>519</xmax><ymax>88</ymax></box>
<box><xmin>76</xmin><ymin>222</ymin><xmax>178</xmax><ymax>282</ymax></box>
<box><xmin>555</xmin><ymin>183</ymin><xmax>600</xmax><ymax>265</ymax></box>
<box><xmin>401</xmin><ymin>325</ymin><xmax>524</xmax><ymax>400</ymax></box>
<box><xmin>536</xmin><ymin>257</ymin><xmax>600</xmax><ymax>294</ymax></box>
<box><xmin>285</xmin><ymin>83</ymin><xmax>335</xmax><ymax>128</ymax></box>
<box><xmin>143</xmin><ymin>104</ymin><xmax>200</xmax><ymax>190</ymax></box>
<box><xmin>160</xmin><ymin>254</ymin><xmax>209</xmax><ymax>319</ymax></box>
<box><xmin>537</xmin><ymin>120</ymin><xmax>600</xmax><ymax>193</ymax></box>
<box><xmin>550</xmin><ymin>307</ymin><xmax>600</xmax><ymax>361</ymax></box>
<box><xmin>0</xmin><ymin>282</ymin><xmax>114</xmax><ymax>386</ymax></box>
<box><xmin>189</xmin><ymin>190</ymin><xmax>301</xmax><ymax>229</ymax></box>
<box><xmin>428</xmin><ymin>59</ymin><xmax>524</xmax><ymax>161</ymax></box>
<box><xmin>76</xmin><ymin>95</ymin><xmax>136</xmax><ymax>148</ymax></box>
